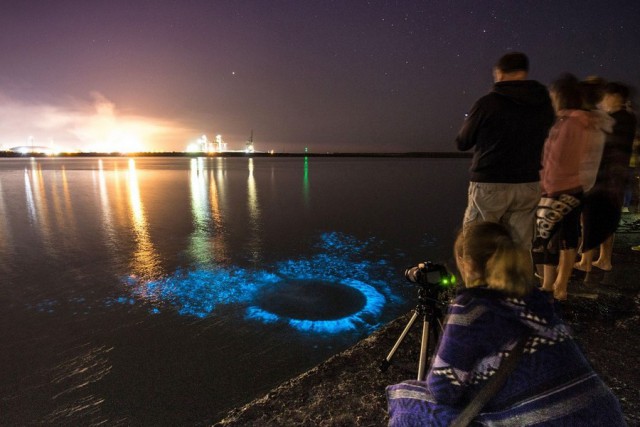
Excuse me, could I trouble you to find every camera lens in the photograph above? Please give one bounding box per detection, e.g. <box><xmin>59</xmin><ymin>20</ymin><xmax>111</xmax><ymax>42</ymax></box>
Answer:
<box><xmin>404</xmin><ymin>266</ymin><xmax>421</xmax><ymax>283</ymax></box>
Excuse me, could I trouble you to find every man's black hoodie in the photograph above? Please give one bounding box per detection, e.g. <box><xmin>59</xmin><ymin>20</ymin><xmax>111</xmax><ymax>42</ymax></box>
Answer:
<box><xmin>456</xmin><ymin>80</ymin><xmax>555</xmax><ymax>183</ymax></box>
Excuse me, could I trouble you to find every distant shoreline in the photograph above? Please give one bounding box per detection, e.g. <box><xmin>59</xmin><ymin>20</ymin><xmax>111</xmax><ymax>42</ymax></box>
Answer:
<box><xmin>0</xmin><ymin>151</ymin><xmax>472</xmax><ymax>159</ymax></box>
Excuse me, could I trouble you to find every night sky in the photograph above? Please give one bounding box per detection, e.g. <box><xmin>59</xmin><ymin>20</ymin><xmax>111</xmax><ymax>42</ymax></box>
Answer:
<box><xmin>1</xmin><ymin>0</ymin><xmax>639</xmax><ymax>153</ymax></box>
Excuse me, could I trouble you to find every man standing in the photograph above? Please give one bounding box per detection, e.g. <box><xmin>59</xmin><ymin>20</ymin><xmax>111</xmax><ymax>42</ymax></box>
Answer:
<box><xmin>456</xmin><ymin>52</ymin><xmax>555</xmax><ymax>251</ymax></box>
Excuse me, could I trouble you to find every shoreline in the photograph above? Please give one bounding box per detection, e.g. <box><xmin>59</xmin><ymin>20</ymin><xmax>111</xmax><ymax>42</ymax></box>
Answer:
<box><xmin>0</xmin><ymin>151</ymin><xmax>473</xmax><ymax>159</ymax></box>
<box><xmin>214</xmin><ymin>214</ymin><xmax>640</xmax><ymax>426</ymax></box>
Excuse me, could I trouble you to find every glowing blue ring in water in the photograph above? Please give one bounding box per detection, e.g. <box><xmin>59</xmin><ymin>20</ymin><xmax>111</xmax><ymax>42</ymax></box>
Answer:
<box><xmin>245</xmin><ymin>278</ymin><xmax>386</xmax><ymax>334</ymax></box>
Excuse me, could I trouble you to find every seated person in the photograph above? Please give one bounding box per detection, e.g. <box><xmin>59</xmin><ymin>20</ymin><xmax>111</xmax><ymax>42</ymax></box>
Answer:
<box><xmin>386</xmin><ymin>222</ymin><xmax>625</xmax><ymax>426</ymax></box>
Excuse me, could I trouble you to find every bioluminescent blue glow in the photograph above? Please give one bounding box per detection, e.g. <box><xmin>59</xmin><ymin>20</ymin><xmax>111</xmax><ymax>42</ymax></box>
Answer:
<box><xmin>30</xmin><ymin>232</ymin><xmax>401</xmax><ymax>335</ymax></box>
<box><xmin>246</xmin><ymin>278</ymin><xmax>386</xmax><ymax>334</ymax></box>
<box><xmin>125</xmin><ymin>268</ymin><xmax>281</xmax><ymax>318</ymax></box>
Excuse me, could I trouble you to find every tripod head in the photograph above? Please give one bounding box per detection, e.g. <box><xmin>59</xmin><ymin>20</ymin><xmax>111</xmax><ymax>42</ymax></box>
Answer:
<box><xmin>415</xmin><ymin>285</ymin><xmax>448</xmax><ymax>318</ymax></box>
<box><xmin>405</xmin><ymin>261</ymin><xmax>456</xmax><ymax>316</ymax></box>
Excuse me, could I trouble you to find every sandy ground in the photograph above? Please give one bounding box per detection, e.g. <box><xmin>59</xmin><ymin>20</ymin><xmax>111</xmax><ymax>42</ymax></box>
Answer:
<box><xmin>215</xmin><ymin>215</ymin><xmax>640</xmax><ymax>427</ymax></box>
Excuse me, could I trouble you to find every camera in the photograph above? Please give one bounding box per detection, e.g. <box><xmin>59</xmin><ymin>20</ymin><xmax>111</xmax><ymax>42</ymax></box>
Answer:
<box><xmin>404</xmin><ymin>261</ymin><xmax>457</xmax><ymax>307</ymax></box>
<box><xmin>404</xmin><ymin>261</ymin><xmax>455</xmax><ymax>288</ymax></box>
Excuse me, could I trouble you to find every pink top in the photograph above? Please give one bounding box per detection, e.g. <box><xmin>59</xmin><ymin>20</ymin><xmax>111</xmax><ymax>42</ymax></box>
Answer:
<box><xmin>580</xmin><ymin>110</ymin><xmax>613</xmax><ymax>191</ymax></box>
<box><xmin>540</xmin><ymin>109</ymin><xmax>612</xmax><ymax>195</ymax></box>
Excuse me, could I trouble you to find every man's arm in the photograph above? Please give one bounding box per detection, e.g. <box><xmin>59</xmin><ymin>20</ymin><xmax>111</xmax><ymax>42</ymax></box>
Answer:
<box><xmin>455</xmin><ymin>102</ymin><xmax>483</xmax><ymax>151</ymax></box>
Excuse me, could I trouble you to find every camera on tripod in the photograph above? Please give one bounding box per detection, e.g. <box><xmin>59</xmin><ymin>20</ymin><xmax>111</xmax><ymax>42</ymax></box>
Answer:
<box><xmin>380</xmin><ymin>261</ymin><xmax>457</xmax><ymax>379</ymax></box>
<box><xmin>404</xmin><ymin>261</ymin><xmax>456</xmax><ymax>296</ymax></box>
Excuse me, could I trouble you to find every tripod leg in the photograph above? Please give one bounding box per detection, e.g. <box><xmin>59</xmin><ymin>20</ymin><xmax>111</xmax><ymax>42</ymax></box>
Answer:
<box><xmin>380</xmin><ymin>311</ymin><xmax>419</xmax><ymax>372</ymax></box>
<box><xmin>418</xmin><ymin>315</ymin><xmax>443</xmax><ymax>380</ymax></box>
<box><xmin>417</xmin><ymin>319</ymin><xmax>430</xmax><ymax>380</ymax></box>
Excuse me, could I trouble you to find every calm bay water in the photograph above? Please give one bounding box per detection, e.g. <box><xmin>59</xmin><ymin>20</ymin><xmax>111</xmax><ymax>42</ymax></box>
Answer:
<box><xmin>0</xmin><ymin>156</ymin><xmax>469</xmax><ymax>425</ymax></box>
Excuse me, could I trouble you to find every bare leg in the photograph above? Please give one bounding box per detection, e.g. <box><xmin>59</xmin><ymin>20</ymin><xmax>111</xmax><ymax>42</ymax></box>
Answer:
<box><xmin>574</xmin><ymin>248</ymin><xmax>596</xmax><ymax>272</ymax></box>
<box><xmin>553</xmin><ymin>248</ymin><xmax>577</xmax><ymax>300</ymax></box>
<box><xmin>542</xmin><ymin>264</ymin><xmax>556</xmax><ymax>292</ymax></box>
<box><xmin>535</xmin><ymin>263</ymin><xmax>544</xmax><ymax>283</ymax></box>
<box><xmin>593</xmin><ymin>234</ymin><xmax>614</xmax><ymax>271</ymax></box>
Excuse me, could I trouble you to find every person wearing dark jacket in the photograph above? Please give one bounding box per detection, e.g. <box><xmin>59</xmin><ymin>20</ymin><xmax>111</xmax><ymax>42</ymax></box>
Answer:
<box><xmin>456</xmin><ymin>52</ymin><xmax>555</xmax><ymax>253</ymax></box>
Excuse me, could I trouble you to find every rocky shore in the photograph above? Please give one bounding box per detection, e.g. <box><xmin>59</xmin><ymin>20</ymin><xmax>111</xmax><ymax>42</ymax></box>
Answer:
<box><xmin>215</xmin><ymin>215</ymin><xmax>640</xmax><ymax>427</ymax></box>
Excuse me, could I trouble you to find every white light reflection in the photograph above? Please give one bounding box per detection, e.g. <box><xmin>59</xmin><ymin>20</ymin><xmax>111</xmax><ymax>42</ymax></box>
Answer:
<box><xmin>97</xmin><ymin>159</ymin><xmax>117</xmax><ymax>253</ymax></box>
<box><xmin>24</xmin><ymin>168</ymin><xmax>37</xmax><ymax>224</ymax></box>
<box><xmin>30</xmin><ymin>159</ymin><xmax>52</xmax><ymax>236</ymax></box>
<box><xmin>49</xmin><ymin>165</ymin><xmax>79</xmax><ymax>246</ymax></box>
<box><xmin>247</xmin><ymin>158</ymin><xmax>262</xmax><ymax>263</ymax></box>
<box><xmin>23</xmin><ymin>160</ymin><xmax>64</xmax><ymax>257</ymax></box>
<box><xmin>24</xmin><ymin>161</ymin><xmax>54</xmax><ymax>255</ymax></box>
<box><xmin>188</xmin><ymin>158</ymin><xmax>212</xmax><ymax>265</ymax></box>
<box><xmin>188</xmin><ymin>158</ymin><xmax>228</xmax><ymax>266</ymax></box>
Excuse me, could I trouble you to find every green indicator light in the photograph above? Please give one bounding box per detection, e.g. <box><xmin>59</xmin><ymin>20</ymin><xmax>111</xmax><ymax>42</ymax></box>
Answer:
<box><xmin>441</xmin><ymin>274</ymin><xmax>456</xmax><ymax>287</ymax></box>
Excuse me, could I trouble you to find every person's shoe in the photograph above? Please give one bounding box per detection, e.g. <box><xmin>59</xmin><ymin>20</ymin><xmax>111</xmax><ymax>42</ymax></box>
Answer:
<box><xmin>632</xmin><ymin>245</ymin><xmax>640</xmax><ymax>251</ymax></box>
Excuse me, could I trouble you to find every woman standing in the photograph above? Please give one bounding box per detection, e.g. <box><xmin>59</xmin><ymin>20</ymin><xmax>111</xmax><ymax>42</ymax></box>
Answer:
<box><xmin>535</xmin><ymin>74</ymin><xmax>612</xmax><ymax>300</ymax></box>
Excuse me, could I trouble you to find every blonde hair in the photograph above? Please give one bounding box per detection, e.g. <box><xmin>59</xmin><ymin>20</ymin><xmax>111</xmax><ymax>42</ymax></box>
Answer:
<box><xmin>455</xmin><ymin>222</ymin><xmax>533</xmax><ymax>297</ymax></box>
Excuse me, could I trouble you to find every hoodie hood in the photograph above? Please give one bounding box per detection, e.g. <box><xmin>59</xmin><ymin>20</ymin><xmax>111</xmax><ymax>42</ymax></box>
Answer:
<box><xmin>492</xmin><ymin>80</ymin><xmax>551</xmax><ymax>107</ymax></box>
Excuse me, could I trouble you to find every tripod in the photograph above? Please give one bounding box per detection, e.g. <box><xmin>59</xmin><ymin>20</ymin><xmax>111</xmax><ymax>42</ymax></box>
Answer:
<box><xmin>380</xmin><ymin>286</ymin><xmax>446</xmax><ymax>381</ymax></box>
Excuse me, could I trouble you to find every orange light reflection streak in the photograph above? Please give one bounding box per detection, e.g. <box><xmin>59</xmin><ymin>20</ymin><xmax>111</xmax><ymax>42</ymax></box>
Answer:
<box><xmin>127</xmin><ymin>159</ymin><xmax>161</xmax><ymax>279</ymax></box>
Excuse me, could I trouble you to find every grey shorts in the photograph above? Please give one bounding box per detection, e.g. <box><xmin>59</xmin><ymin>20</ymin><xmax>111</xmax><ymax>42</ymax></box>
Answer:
<box><xmin>462</xmin><ymin>181</ymin><xmax>541</xmax><ymax>251</ymax></box>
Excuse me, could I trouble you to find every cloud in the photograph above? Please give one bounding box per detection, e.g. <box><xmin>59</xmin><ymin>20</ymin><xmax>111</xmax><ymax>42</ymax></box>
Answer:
<box><xmin>0</xmin><ymin>92</ymin><xmax>197</xmax><ymax>152</ymax></box>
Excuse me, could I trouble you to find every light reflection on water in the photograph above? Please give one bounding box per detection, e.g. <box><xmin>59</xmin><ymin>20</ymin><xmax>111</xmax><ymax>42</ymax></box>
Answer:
<box><xmin>97</xmin><ymin>159</ymin><xmax>118</xmax><ymax>258</ymax></box>
<box><xmin>246</xmin><ymin>158</ymin><xmax>262</xmax><ymax>263</ymax></box>
<box><xmin>0</xmin><ymin>156</ymin><xmax>469</xmax><ymax>424</ymax></box>
<box><xmin>24</xmin><ymin>168</ymin><xmax>37</xmax><ymax>225</ymax></box>
<box><xmin>189</xmin><ymin>157</ymin><xmax>228</xmax><ymax>266</ymax></box>
<box><xmin>44</xmin><ymin>344</ymin><xmax>113</xmax><ymax>425</ymax></box>
<box><xmin>303</xmin><ymin>155</ymin><xmax>310</xmax><ymax>206</ymax></box>
<box><xmin>127</xmin><ymin>158</ymin><xmax>163</xmax><ymax>279</ymax></box>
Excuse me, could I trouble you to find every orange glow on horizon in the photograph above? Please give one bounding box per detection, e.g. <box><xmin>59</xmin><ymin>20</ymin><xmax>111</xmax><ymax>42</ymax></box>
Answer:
<box><xmin>0</xmin><ymin>92</ymin><xmax>197</xmax><ymax>153</ymax></box>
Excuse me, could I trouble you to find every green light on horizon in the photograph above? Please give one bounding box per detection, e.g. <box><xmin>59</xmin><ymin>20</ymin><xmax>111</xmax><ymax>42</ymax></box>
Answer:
<box><xmin>303</xmin><ymin>156</ymin><xmax>310</xmax><ymax>204</ymax></box>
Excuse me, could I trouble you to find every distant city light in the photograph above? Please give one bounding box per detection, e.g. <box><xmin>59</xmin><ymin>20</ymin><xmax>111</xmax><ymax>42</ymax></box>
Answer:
<box><xmin>183</xmin><ymin>131</ymin><xmax>257</xmax><ymax>154</ymax></box>
<box><xmin>186</xmin><ymin>143</ymin><xmax>200</xmax><ymax>153</ymax></box>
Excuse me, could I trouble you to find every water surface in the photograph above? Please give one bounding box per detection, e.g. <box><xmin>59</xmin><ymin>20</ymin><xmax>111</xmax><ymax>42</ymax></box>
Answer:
<box><xmin>0</xmin><ymin>156</ymin><xmax>469</xmax><ymax>425</ymax></box>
